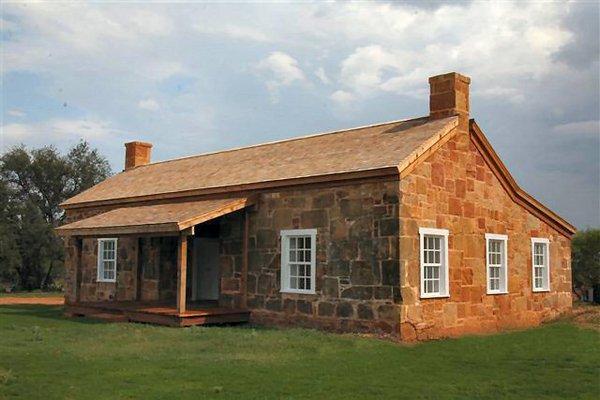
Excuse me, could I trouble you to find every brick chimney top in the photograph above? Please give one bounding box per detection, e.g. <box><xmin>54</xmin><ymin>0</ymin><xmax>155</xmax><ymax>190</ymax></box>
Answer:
<box><xmin>124</xmin><ymin>141</ymin><xmax>152</xmax><ymax>170</ymax></box>
<box><xmin>429</xmin><ymin>72</ymin><xmax>471</xmax><ymax>131</ymax></box>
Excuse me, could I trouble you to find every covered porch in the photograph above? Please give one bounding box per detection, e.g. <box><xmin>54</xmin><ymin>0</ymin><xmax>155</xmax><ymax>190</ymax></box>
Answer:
<box><xmin>57</xmin><ymin>196</ymin><xmax>254</xmax><ymax>327</ymax></box>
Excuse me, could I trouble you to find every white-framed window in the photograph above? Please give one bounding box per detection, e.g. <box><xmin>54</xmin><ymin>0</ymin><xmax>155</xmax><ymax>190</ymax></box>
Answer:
<box><xmin>97</xmin><ymin>238</ymin><xmax>117</xmax><ymax>282</ymax></box>
<box><xmin>531</xmin><ymin>238</ymin><xmax>550</xmax><ymax>292</ymax></box>
<box><xmin>419</xmin><ymin>227</ymin><xmax>449</xmax><ymax>298</ymax></box>
<box><xmin>485</xmin><ymin>234</ymin><xmax>508</xmax><ymax>294</ymax></box>
<box><xmin>280</xmin><ymin>229</ymin><xmax>317</xmax><ymax>294</ymax></box>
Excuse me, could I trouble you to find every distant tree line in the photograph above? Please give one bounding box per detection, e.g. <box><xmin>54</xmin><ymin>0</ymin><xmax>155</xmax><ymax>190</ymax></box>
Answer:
<box><xmin>0</xmin><ymin>141</ymin><xmax>111</xmax><ymax>291</ymax></box>
<box><xmin>572</xmin><ymin>229</ymin><xmax>600</xmax><ymax>302</ymax></box>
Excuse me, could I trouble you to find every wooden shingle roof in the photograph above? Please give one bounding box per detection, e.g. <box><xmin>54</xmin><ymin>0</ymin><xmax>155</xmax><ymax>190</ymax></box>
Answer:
<box><xmin>61</xmin><ymin>116</ymin><xmax>458</xmax><ymax>208</ymax></box>
<box><xmin>56</xmin><ymin>197</ymin><xmax>253</xmax><ymax>236</ymax></box>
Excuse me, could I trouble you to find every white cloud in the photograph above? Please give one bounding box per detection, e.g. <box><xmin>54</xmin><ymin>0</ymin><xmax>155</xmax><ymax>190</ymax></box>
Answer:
<box><xmin>257</xmin><ymin>51</ymin><xmax>305</xmax><ymax>85</ymax></box>
<box><xmin>2</xmin><ymin>3</ymin><xmax>180</xmax><ymax>79</ymax></box>
<box><xmin>315</xmin><ymin>67</ymin><xmax>330</xmax><ymax>84</ymax></box>
<box><xmin>327</xmin><ymin>2</ymin><xmax>573</xmax><ymax>103</ymax></box>
<box><xmin>476</xmin><ymin>87</ymin><xmax>526</xmax><ymax>105</ymax></box>
<box><xmin>330</xmin><ymin>90</ymin><xmax>356</xmax><ymax>105</ymax></box>
<box><xmin>2</xmin><ymin>2</ymin><xmax>576</xmax><ymax>106</ymax></box>
<box><xmin>194</xmin><ymin>23</ymin><xmax>272</xmax><ymax>42</ymax></box>
<box><xmin>553</xmin><ymin>120</ymin><xmax>600</xmax><ymax>137</ymax></box>
<box><xmin>138</xmin><ymin>98</ymin><xmax>160</xmax><ymax>111</ymax></box>
<box><xmin>256</xmin><ymin>51</ymin><xmax>306</xmax><ymax>101</ymax></box>
<box><xmin>2</xmin><ymin>118</ymin><xmax>126</xmax><ymax>143</ymax></box>
<box><xmin>7</xmin><ymin>109</ymin><xmax>26</xmax><ymax>117</ymax></box>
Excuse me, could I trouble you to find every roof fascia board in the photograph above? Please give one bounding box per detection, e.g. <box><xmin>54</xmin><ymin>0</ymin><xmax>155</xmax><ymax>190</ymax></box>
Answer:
<box><xmin>56</xmin><ymin>222</ymin><xmax>180</xmax><ymax>237</ymax></box>
<box><xmin>469</xmin><ymin>120</ymin><xmax>576</xmax><ymax>238</ymax></box>
<box><xmin>176</xmin><ymin>197</ymin><xmax>255</xmax><ymax>230</ymax></box>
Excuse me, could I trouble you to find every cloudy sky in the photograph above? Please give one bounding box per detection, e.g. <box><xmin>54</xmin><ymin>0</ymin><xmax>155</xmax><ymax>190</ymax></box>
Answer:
<box><xmin>1</xmin><ymin>1</ymin><xmax>598</xmax><ymax>228</ymax></box>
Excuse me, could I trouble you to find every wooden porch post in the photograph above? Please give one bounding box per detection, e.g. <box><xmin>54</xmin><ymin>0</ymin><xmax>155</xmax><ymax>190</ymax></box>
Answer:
<box><xmin>241</xmin><ymin>209</ymin><xmax>249</xmax><ymax>308</ymax></box>
<box><xmin>176</xmin><ymin>234</ymin><xmax>188</xmax><ymax>314</ymax></box>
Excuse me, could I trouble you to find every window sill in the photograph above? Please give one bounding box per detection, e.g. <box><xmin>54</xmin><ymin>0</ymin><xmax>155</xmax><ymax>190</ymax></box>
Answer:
<box><xmin>420</xmin><ymin>293</ymin><xmax>450</xmax><ymax>299</ymax></box>
<box><xmin>487</xmin><ymin>291</ymin><xmax>509</xmax><ymax>295</ymax></box>
<box><xmin>532</xmin><ymin>288</ymin><xmax>550</xmax><ymax>293</ymax></box>
<box><xmin>280</xmin><ymin>289</ymin><xmax>316</xmax><ymax>295</ymax></box>
<box><xmin>97</xmin><ymin>279</ymin><xmax>116</xmax><ymax>283</ymax></box>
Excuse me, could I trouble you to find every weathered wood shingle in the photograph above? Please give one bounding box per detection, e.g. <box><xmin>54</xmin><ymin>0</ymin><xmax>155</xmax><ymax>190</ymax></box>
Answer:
<box><xmin>61</xmin><ymin>116</ymin><xmax>457</xmax><ymax>207</ymax></box>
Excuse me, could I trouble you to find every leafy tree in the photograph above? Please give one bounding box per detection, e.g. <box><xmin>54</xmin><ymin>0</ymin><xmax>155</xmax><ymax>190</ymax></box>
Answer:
<box><xmin>65</xmin><ymin>141</ymin><xmax>111</xmax><ymax>200</ymax></box>
<box><xmin>0</xmin><ymin>140</ymin><xmax>112</xmax><ymax>290</ymax></box>
<box><xmin>0</xmin><ymin>179</ymin><xmax>20</xmax><ymax>287</ymax></box>
<box><xmin>572</xmin><ymin>229</ymin><xmax>600</xmax><ymax>292</ymax></box>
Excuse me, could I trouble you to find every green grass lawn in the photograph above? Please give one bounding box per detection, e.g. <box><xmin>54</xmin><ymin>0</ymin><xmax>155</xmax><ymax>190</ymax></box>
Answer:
<box><xmin>0</xmin><ymin>305</ymin><xmax>598</xmax><ymax>399</ymax></box>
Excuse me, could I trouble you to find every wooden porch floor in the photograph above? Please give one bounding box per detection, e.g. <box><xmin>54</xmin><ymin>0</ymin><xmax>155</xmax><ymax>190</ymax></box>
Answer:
<box><xmin>65</xmin><ymin>301</ymin><xmax>250</xmax><ymax>327</ymax></box>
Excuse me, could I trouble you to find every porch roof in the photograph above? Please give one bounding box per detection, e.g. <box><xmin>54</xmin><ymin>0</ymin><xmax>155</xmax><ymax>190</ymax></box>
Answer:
<box><xmin>56</xmin><ymin>196</ymin><xmax>253</xmax><ymax>236</ymax></box>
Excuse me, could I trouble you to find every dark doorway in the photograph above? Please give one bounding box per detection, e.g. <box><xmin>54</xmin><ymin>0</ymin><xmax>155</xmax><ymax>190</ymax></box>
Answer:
<box><xmin>191</xmin><ymin>237</ymin><xmax>220</xmax><ymax>301</ymax></box>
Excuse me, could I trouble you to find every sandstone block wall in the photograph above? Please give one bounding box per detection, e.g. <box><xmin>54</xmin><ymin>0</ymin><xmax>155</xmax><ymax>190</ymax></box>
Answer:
<box><xmin>78</xmin><ymin>236</ymin><xmax>138</xmax><ymax>302</ymax></box>
<box><xmin>218</xmin><ymin>181</ymin><xmax>402</xmax><ymax>334</ymax></box>
<box><xmin>62</xmin><ymin>220</ymin><xmax>178</xmax><ymax>304</ymax></box>
<box><xmin>399</xmin><ymin>131</ymin><xmax>572</xmax><ymax>340</ymax></box>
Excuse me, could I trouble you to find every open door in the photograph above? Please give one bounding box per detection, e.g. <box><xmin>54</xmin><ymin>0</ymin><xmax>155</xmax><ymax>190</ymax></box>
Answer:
<box><xmin>191</xmin><ymin>238</ymin><xmax>220</xmax><ymax>301</ymax></box>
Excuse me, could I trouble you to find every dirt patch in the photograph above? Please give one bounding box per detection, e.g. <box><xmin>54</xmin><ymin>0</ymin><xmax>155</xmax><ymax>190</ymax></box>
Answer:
<box><xmin>0</xmin><ymin>296</ymin><xmax>64</xmax><ymax>306</ymax></box>
<box><xmin>570</xmin><ymin>304</ymin><xmax>600</xmax><ymax>331</ymax></box>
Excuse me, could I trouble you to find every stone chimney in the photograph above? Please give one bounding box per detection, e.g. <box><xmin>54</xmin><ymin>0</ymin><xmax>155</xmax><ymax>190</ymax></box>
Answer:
<box><xmin>429</xmin><ymin>72</ymin><xmax>471</xmax><ymax>132</ymax></box>
<box><xmin>124</xmin><ymin>141</ymin><xmax>152</xmax><ymax>170</ymax></box>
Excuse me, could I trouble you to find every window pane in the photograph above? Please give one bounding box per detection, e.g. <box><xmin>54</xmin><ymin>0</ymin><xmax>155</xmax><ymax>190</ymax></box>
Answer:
<box><xmin>298</xmin><ymin>277</ymin><xmax>305</xmax><ymax>289</ymax></box>
<box><xmin>283</xmin><ymin>233</ymin><xmax>316</xmax><ymax>292</ymax></box>
<box><xmin>421</xmin><ymin>234</ymin><xmax>446</xmax><ymax>295</ymax></box>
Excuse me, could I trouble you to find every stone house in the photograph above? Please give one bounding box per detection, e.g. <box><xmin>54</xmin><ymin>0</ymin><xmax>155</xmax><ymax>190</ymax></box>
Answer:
<box><xmin>57</xmin><ymin>72</ymin><xmax>575</xmax><ymax>340</ymax></box>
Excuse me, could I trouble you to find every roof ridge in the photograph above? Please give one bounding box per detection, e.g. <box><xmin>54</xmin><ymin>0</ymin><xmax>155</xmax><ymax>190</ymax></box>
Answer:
<box><xmin>132</xmin><ymin>115</ymin><xmax>428</xmax><ymax>170</ymax></box>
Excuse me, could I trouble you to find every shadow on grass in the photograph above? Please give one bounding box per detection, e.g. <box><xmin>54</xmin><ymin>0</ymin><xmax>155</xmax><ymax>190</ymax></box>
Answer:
<box><xmin>0</xmin><ymin>304</ymin><xmax>105</xmax><ymax>325</ymax></box>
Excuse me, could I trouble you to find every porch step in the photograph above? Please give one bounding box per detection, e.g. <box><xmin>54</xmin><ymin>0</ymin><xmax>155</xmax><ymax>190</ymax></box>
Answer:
<box><xmin>65</xmin><ymin>303</ymin><xmax>250</xmax><ymax>327</ymax></box>
<box><xmin>65</xmin><ymin>305</ymin><xmax>129</xmax><ymax>323</ymax></box>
